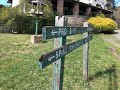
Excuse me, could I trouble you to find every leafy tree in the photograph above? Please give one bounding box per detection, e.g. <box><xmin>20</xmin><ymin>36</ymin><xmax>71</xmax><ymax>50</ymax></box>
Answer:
<box><xmin>0</xmin><ymin>0</ymin><xmax>55</xmax><ymax>34</ymax></box>
<box><xmin>0</xmin><ymin>7</ymin><xmax>10</xmax><ymax>23</ymax></box>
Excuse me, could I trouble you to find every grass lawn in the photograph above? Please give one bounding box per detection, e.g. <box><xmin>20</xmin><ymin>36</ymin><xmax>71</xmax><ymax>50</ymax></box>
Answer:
<box><xmin>0</xmin><ymin>33</ymin><xmax>120</xmax><ymax>90</ymax></box>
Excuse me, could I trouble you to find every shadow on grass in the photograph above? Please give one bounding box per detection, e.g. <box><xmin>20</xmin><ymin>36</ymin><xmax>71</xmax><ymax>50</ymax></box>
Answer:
<box><xmin>112</xmin><ymin>31</ymin><xmax>119</xmax><ymax>34</ymax></box>
<box><xmin>101</xmin><ymin>31</ymin><xmax>118</xmax><ymax>34</ymax></box>
<box><xmin>94</xmin><ymin>30</ymin><xmax>119</xmax><ymax>35</ymax></box>
<box><xmin>88</xmin><ymin>65</ymin><xmax>118</xmax><ymax>90</ymax></box>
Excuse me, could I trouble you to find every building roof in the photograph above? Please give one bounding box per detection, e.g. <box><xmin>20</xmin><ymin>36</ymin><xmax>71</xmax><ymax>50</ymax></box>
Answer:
<box><xmin>7</xmin><ymin>0</ymin><xmax>12</xmax><ymax>3</ymax></box>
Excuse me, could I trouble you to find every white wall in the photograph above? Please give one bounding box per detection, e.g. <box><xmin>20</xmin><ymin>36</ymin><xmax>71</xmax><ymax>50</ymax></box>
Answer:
<box><xmin>78</xmin><ymin>0</ymin><xmax>108</xmax><ymax>10</ymax></box>
<box><xmin>11</xmin><ymin>0</ymin><xmax>20</xmax><ymax>7</ymax></box>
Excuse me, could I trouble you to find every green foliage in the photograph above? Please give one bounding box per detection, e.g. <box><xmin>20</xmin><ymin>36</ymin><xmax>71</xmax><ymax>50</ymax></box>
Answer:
<box><xmin>42</xmin><ymin>0</ymin><xmax>55</xmax><ymax>26</ymax></box>
<box><xmin>96</xmin><ymin>13</ymin><xmax>105</xmax><ymax>18</ymax></box>
<box><xmin>0</xmin><ymin>0</ymin><xmax>55</xmax><ymax>34</ymax></box>
<box><xmin>87</xmin><ymin>15</ymin><xmax>117</xmax><ymax>33</ymax></box>
<box><xmin>0</xmin><ymin>7</ymin><xmax>10</xmax><ymax>23</ymax></box>
<box><xmin>6</xmin><ymin>15</ymin><xmax>36</xmax><ymax>34</ymax></box>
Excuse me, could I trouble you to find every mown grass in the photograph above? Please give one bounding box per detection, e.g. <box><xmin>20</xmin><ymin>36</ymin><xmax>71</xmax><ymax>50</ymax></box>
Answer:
<box><xmin>0</xmin><ymin>33</ymin><xmax>120</xmax><ymax>90</ymax></box>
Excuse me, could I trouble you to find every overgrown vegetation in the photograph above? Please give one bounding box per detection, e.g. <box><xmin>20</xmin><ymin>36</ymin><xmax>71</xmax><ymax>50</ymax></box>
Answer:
<box><xmin>87</xmin><ymin>14</ymin><xmax>117</xmax><ymax>33</ymax></box>
<box><xmin>0</xmin><ymin>0</ymin><xmax>55</xmax><ymax>34</ymax></box>
<box><xmin>0</xmin><ymin>34</ymin><xmax>120</xmax><ymax>90</ymax></box>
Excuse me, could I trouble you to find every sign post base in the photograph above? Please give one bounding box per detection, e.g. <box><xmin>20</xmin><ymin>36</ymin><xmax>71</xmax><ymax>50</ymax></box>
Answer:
<box><xmin>31</xmin><ymin>35</ymin><xmax>42</xmax><ymax>44</ymax></box>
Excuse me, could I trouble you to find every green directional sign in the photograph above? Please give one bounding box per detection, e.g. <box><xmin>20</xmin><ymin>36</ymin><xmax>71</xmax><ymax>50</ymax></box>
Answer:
<box><xmin>39</xmin><ymin>36</ymin><xmax>92</xmax><ymax>69</ymax></box>
<box><xmin>42</xmin><ymin>26</ymin><xmax>92</xmax><ymax>40</ymax></box>
<box><xmin>39</xmin><ymin>17</ymin><xmax>93</xmax><ymax>90</ymax></box>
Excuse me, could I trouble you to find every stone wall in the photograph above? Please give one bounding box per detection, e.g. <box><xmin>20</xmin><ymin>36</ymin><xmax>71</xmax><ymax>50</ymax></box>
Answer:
<box><xmin>65</xmin><ymin>15</ymin><xmax>88</xmax><ymax>26</ymax></box>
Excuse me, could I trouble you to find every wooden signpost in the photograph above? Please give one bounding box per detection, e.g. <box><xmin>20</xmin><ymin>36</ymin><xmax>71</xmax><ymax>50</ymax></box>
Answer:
<box><xmin>39</xmin><ymin>16</ymin><xmax>92</xmax><ymax>90</ymax></box>
<box><xmin>39</xmin><ymin>36</ymin><xmax>92</xmax><ymax>69</ymax></box>
<box><xmin>42</xmin><ymin>26</ymin><xmax>92</xmax><ymax>40</ymax></box>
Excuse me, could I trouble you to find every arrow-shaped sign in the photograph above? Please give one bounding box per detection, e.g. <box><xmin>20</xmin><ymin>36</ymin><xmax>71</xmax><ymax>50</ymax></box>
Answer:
<box><xmin>42</xmin><ymin>26</ymin><xmax>93</xmax><ymax>40</ymax></box>
<box><xmin>51</xmin><ymin>29</ymin><xmax>58</xmax><ymax>35</ymax></box>
<box><xmin>48</xmin><ymin>55</ymin><xmax>55</xmax><ymax>62</ymax></box>
<box><xmin>39</xmin><ymin>36</ymin><xmax>92</xmax><ymax>69</ymax></box>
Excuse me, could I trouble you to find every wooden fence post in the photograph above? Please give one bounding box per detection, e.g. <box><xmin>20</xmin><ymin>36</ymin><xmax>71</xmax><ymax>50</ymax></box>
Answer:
<box><xmin>52</xmin><ymin>16</ymin><xmax>67</xmax><ymax>90</ymax></box>
<box><xmin>83</xmin><ymin>22</ymin><xmax>89</xmax><ymax>80</ymax></box>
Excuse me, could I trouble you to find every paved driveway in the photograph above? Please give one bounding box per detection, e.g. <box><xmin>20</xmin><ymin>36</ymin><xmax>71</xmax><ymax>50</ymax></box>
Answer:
<box><xmin>114</xmin><ymin>30</ymin><xmax>120</xmax><ymax>41</ymax></box>
<box><xmin>102</xmin><ymin>29</ymin><xmax>120</xmax><ymax>48</ymax></box>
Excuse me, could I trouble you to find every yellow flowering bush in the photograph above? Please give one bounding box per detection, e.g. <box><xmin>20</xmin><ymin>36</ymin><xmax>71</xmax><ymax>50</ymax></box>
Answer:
<box><xmin>87</xmin><ymin>16</ymin><xmax>117</xmax><ymax>33</ymax></box>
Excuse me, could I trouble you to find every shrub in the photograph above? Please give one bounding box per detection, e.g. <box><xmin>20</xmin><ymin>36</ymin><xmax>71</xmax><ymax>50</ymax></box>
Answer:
<box><xmin>87</xmin><ymin>16</ymin><xmax>117</xmax><ymax>33</ymax></box>
<box><xmin>5</xmin><ymin>15</ymin><xmax>41</xmax><ymax>34</ymax></box>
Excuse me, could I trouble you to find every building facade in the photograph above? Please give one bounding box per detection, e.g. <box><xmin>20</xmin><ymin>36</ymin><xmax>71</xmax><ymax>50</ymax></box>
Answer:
<box><xmin>83</xmin><ymin>0</ymin><xmax>107</xmax><ymax>9</ymax></box>
<box><xmin>7</xmin><ymin>0</ymin><xmax>114</xmax><ymax>26</ymax></box>
<box><xmin>77</xmin><ymin>0</ymin><xmax>112</xmax><ymax>10</ymax></box>
<box><xmin>8</xmin><ymin>0</ymin><xmax>114</xmax><ymax>11</ymax></box>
